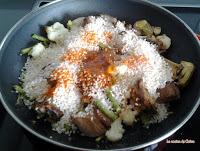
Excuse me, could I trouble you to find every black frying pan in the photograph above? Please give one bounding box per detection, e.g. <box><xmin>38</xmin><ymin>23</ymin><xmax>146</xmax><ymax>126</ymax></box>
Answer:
<box><xmin>0</xmin><ymin>0</ymin><xmax>200</xmax><ymax>150</ymax></box>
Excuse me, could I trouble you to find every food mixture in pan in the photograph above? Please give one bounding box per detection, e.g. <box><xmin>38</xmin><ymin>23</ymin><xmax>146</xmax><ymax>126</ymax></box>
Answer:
<box><xmin>14</xmin><ymin>15</ymin><xmax>194</xmax><ymax>142</ymax></box>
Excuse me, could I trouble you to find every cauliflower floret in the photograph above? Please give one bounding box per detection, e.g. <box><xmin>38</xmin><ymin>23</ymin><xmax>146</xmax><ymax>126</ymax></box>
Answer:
<box><xmin>121</xmin><ymin>109</ymin><xmax>138</xmax><ymax>126</ymax></box>
<box><xmin>156</xmin><ymin>34</ymin><xmax>171</xmax><ymax>50</ymax></box>
<box><xmin>46</xmin><ymin>22</ymin><xmax>68</xmax><ymax>42</ymax></box>
<box><xmin>72</xmin><ymin>17</ymin><xmax>85</xmax><ymax>29</ymax></box>
<box><xmin>105</xmin><ymin>118</ymin><xmax>124</xmax><ymax>142</ymax></box>
<box><xmin>31</xmin><ymin>43</ymin><xmax>45</xmax><ymax>58</ymax></box>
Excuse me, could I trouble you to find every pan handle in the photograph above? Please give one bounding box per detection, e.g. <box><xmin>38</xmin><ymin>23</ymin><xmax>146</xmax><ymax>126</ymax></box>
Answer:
<box><xmin>32</xmin><ymin>0</ymin><xmax>55</xmax><ymax>10</ymax></box>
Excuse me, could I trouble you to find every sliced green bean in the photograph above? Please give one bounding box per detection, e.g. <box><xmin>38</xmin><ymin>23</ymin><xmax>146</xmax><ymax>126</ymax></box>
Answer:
<box><xmin>13</xmin><ymin>84</ymin><xmax>29</xmax><ymax>105</ymax></box>
<box><xmin>67</xmin><ymin>20</ymin><xmax>73</xmax><ymax>30</ymax></box>
<box><xmin>13</xmin><ymin>85</ymin><xmax>24</xmax><ymax>94</ymax></box>
<box><xmin>93</xmin><ymin>99</ymin><xmax>117</xmax><ymax>121</ymax></box>
<box><xmin>105</xmin><ymin>89</ymin><xmax>121</xmax><ymax>113</ymax></box>
<box><xmin>98</xmin><ymin>42</ymin><xmax>106</xmax><ymax>49</ymax></box>
<box><xmin>95</xmin><ymin>136</ymin><xmax>103</xmax><ymax>142</ymax></box>
<box><xmin>140</xmin><ymin>112</ymin><xmax>151</xmax><ymax>126</ymax></box>
<box><xmin>32</xmin><ymin>34</ymin><xmax>49</xmax><ymax>42</ymax></box>
<box><xmin>31</xmin><ymin>34</ymin><xmax>50</xmax><ymax>46</ymax></box>
<box><xmin>20</xmin><ymin>47</ymin><xmax>32</xmax><ymax>55</ymax></box>
<box><xmin>16</xmin><ymin>95</ymin><xmax>24</xmax><ymax>105</ymax></box>
<box><xmin>64</xmin><ymin>123</ymin><xmax>71</xmax><ymax>131</ymax></box>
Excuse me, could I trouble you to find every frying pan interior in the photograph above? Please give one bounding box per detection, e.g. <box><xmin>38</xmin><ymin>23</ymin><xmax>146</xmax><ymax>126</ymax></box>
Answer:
<box><xmin>0</xmin><ymin>0</ymin><xmax>200</xmax><ymax>150</ymax></box>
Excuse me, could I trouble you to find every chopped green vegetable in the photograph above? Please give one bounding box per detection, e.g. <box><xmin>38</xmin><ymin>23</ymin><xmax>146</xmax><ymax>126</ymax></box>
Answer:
<box><xmin>134</xmin><ymin>20</ymin><xmax>153</xmax><ymax>36</ymax></box>
<box><xmin>20</xmin><ymin>47</ymin><xmax>32</xmax><ymax>55</ymax></box>
<box><xmin>64</xmin><ymin>123</ymin><xmax>71</xmax><ymax>131</ymax></box>
<box><xmin>93</xmin><ymin>99</ymin><xmax>118</xmax><ymax>121</ymax></box>
<box><xmin>67</xmin><ymin>20</ymin><xmax>73</xmax><ymax>30</ymax></box>
<box><xmin>95</xmin><ymin>136</ymin><xmax>103</xmax><ymax>142</ymax></box>
<box><xmin>31</xmin><ymin>34</ymin><xmax>50</xmax><ymax>46</ymax></box>
<box><xmin>32</xmin><ymin>34</ymin><xmax>49</xmax><ymax>42</ymax></box>
<box><xmin>14</xmin><ymin>84</ymin><xmax>27</xmax><ymax>105</ymax></box>
<box><xmin>16</xmin><ymin>95</ymin><xmax>24</xmax><ymax>105</ymax></box>
<box><xmin>13</xmin><ymin>85</ymin><xmax>24</xmax><ymax>94</ymax></box>
<box><xmin>98</xmin><ymin>42</ymin><xmax>106</xmax><ymax>49</ymax></box>
<box><xmin>177</xmin><ymin>61</ymin><xmax>195</xmax><ymax>88</ymax></box>
<box><xmin>28</xmin><ymin>48</ymin><xmax>33</xmax><ymax>56</ymax></box>
<box><xmin>139</xmin><ymin>109</ymin><xmax>156</xmax><ymax>127</ymax></box>
<box><xmin>140</xmin><ymin>112</ymin><xmax>152</xmax><ymax>127</ymax></box>
<box><xmin>105</xmin><ymin>89</ymin><xmax>121</xmax><ymax>113</ymax></box>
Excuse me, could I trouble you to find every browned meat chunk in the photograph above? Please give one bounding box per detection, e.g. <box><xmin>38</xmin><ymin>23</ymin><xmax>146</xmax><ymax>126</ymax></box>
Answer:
<box><xmin>72</xmin><ymin>115</ymin><xmax>106</xmax><ymax>137</ymax></box>
<box><xmin>130</xmin><ymin>80</ymin><xmax>155</xmax><ymax>110</ymax></box>
<box><xmin>157</xmin><ymin>83</ymin><xmax>180</xmax><ymax>103</ymax></box>
<box><xmin>35</xmin><ymin>101</ymin><xmax>63</xmax><ymax>122</ymax></box>
<box><xmin>82</xmin><ymin>16</ymin><xmax>93</xmax><ymax>27</ymax></box>
<box><xmin>93</xmin><ymin>108</ymin><xmax>112</xmax><ymax>127</ymax></box>
<box><xmin>137</xmin><ymin>81</ymin><xmax>155</xmax><ymax>107</ymax></box>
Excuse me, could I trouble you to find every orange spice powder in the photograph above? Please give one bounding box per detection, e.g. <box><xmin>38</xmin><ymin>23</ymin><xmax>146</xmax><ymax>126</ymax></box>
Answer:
<box><xmin>123</xmin><ymin>55</ymin><xmax>147</xmax><ymax>69</ymax></box>
<box><xmin>61</xmin><ymin>48</ymin><xmax>87</xmax><ymax>64</ymax></box>
<box><xmin>50</xmin><ymin>68</ymin><xmax>71</xmax><ymax>87</ymax></box>
<box><xmin>43</xmin><ymin>68</ymin><xmax>72</xmax><ymax>97</ymax></box>
<box><xmin>82</xmin><ymin>31</ymin><xmax>98</xmax><ymax>44</ymax></box>
<box><xmin>77</xmin><ymin>51</ymin><xmax>116</xmax><ymax>97</ymax></box>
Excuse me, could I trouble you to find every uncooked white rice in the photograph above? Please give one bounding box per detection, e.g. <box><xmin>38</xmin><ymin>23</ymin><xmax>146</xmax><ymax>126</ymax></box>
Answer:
<box><xmin>20</xmin><ymin>15</ymin><xmax>173</xmax><ymax>134</ymax></box>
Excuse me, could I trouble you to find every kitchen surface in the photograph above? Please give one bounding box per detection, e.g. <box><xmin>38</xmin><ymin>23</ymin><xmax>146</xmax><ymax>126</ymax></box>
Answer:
<box><xmin>0</xmin><ymin>0</ymin><xmax>199</xmax><ymax>151</ymax></box>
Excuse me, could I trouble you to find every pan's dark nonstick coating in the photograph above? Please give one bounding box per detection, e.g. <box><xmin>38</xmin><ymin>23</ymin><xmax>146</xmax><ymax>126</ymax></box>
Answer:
<box><xmin>0</xmin><ymin>0</ymin><xmax>199</xmax><ymax>150</ymax></box>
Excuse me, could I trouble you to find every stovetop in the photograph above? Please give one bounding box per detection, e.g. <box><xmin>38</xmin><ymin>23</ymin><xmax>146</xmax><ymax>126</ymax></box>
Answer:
<box><xmin>0</xmin><ymin>0</ymin><xmax>199</xmax><ymax>151</ymax></box>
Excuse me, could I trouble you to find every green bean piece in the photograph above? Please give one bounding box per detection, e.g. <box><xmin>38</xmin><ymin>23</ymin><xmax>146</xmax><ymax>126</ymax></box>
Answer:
<box><xmin>16</xmin><ymin>95</ymin><xmax>24</xmax><ymax>105</ymax></box>
<box><xmin>98</xmin><ymin>42</ymin><xmax>106</xmax><ymax>49</ymax></box>
<box><xmin>64</xmin><ymin>123</ymin><xmax>71</xmax><ymax>132</ymax></box>
<box><xmin>95</xmin><ymin>136</ymin><xmax>103</xmax><ymax>142</ymax></box>
<box><xmin>20</xmin><ymin>47</ymin><xmax>32</xmax><ymax>55</ymax></box>
<box><xmin>28</xmin><ymin>49</ymin><xmax>33</xmax><ymax>56</ymax></box>
<box><xmin>31</xmin><ymin>34</ymin><xmax>50</xmax><ymax>46</ymax></box>
<box><xmin>67</xmin><ymin>20</ymin><xmax>73</xmax><ymax>30</ymax></box>
<box><xmin>139</xmin><ymin>109</ymin><xmax>157</xmax><ymax>127</ymax></box>
<box><xmin>13</xmin><ymin>85</ymin><xmax>24</xmax><ymax>94</ymax></box>
<box><xmin>93</xmin><ymin>99</ymin><xmax>118</xmax><ymax>121</ymax></box>
<box><xmin>140</xmin><ymin>112</ymin><xmax>151</xmax><ymax>126</ymax></box>
<box><xmin>105</xmin><ymin>89</ymin><xmax>121</xmax><ymax>113</ymax></box>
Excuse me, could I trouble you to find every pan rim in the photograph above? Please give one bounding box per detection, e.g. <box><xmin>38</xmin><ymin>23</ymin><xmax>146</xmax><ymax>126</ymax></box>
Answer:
<box><xmin>0</xmin><ymin>0</ymin><xmax>199</xmax><ymax>150</ymax></box>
